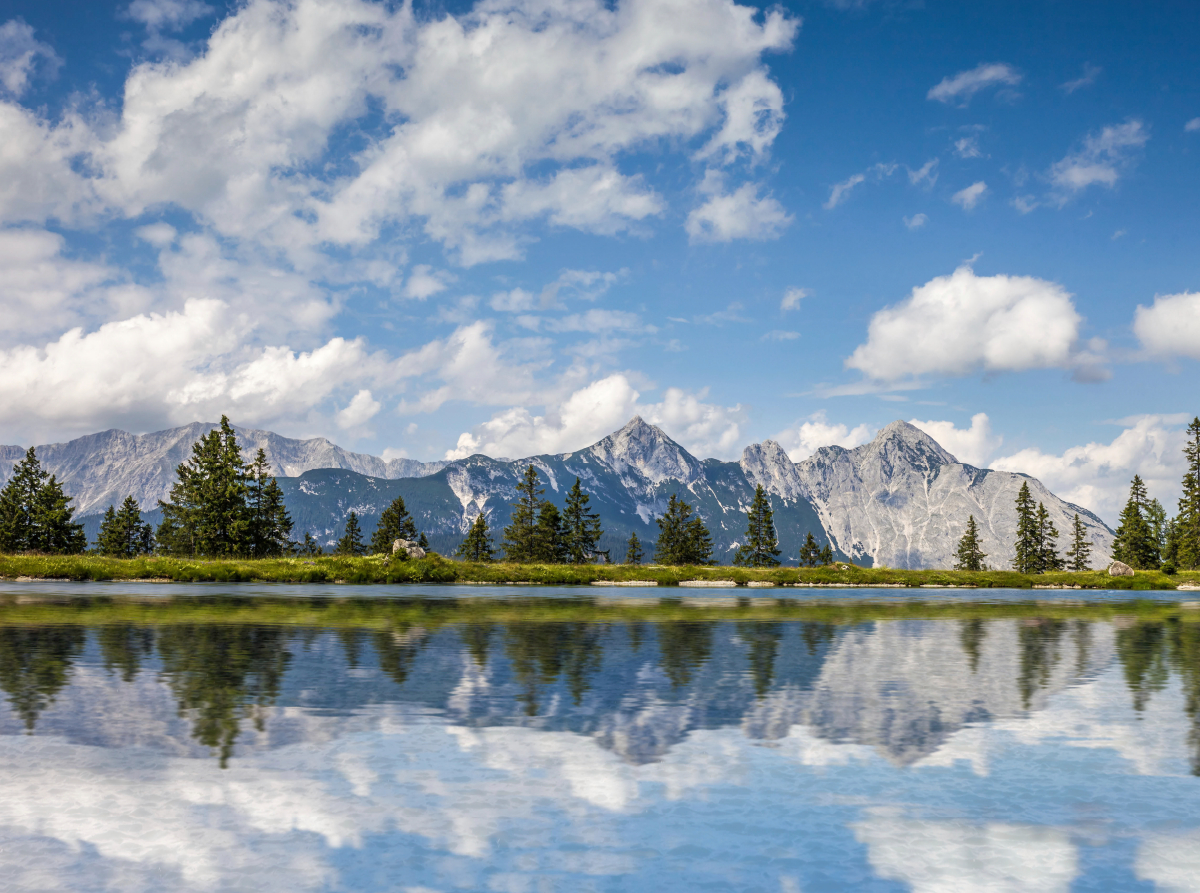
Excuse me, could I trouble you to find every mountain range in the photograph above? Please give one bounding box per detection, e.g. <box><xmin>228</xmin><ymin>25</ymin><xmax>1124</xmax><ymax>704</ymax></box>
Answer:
<box><xmin>0</xmin><ymin>417</ymin><xmax>1115</xmax><ymax>568</ymax></box>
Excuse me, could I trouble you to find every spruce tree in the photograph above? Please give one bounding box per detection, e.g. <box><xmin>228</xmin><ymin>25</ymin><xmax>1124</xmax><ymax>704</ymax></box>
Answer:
<box><xmin>246</xmin><ymin>449</ymin><xmax>292</xmax><ymax>557</ymax></box>
<box><xmin>533</xmin><ymin>502</ymin><xmax>569</xmax><ymax>563</ymax></box>
<box><xmin>1034</xmin><ymin>502</ymin><xmax>1064</xmax><ymax>573</ymax></box>
<box><xmin>299</xmin><ymin>532</ymin><xmax>323</xmax><ymax>556</ymax></box>
<box><xmin>798</xmin><ymin>531</ymin><xmax>821</xmax><ymax>568</ymax></box>
<box><xmin>502</xmin><ymin>465</ymin><xmax>543</xmax><ymax>562</ymax></box>
<box><xmin>96</xmin><ymin>496</ymin><xmax>153</xmax><ymax>557</ymax></box>
<box><xmin>456</xmin><ymin>514</ymin><xmax>494</xmax><ymax>562</ymax></box>
<box><xmin>31</xmin><ymin>475</ymin><xmax>86</xmax><ymax>554</ymax></box>
<box><xmin>818</xmin><ymin>543</ymin><xmax>833</xmax><ymax>565</ymax></box>
<box><xmin>563</xmin><ymin>478</ymin><xmax>604</xmax><ymax>563</ymax></box>
<box><xmin>653</xmin><ymin>495</ymin><xmax>713</xmax><ymax>565</ymax></box>
<box><xmin>0</xmin><ymin>447</ymin><xmax>48</xmax><ymax>552</ymax></box>
<box><xmin>370</xmin><ymin>495</ymin><xmax>419</xmax><ymax>554</ymax></box>
<box><xmin>335</xmin><ymin>511</ymin><xmax>366</xmax><ymax>556</ymax></box>
<box><xmin>625</xmin><ymin>531</ymin><xmax>644</xmax><ymax>565</ymax></box>
<box><xmin>1064</xmin><ymin>513</ymin><xmax>1093</xmax><ymax>572</ymax></box>
<box><xmin>1178</xmin><ymin>417</ymin><xmax>1200</xmax><ymax>570</ymax></box>
<box><xmin>954</xmin><ymin>515</ymin><xmax>987</xmax><ymax>571</ymax></box>
<box><xmin>1112</xmin><ymin>475</ymin><xmax>1159</xmax><ymax>569</ymax></box>
<box><xmin>418</xmin><ymin>531</ymin><xmax>430</xmax><ymax>551</ymax></box>
<box><xmin>1013</xmin><ymin>481</ymin><xmax>1039</xmax><ymax>573</ymax></box>
<box><xmin>157</xmin><ymin>417</ymin><xmax>250</xmax><ymax>557</ymax></box>
<box><xmin>733</xmin><ymin>485</ymin><xmax>781</xmax><ymax>568</ymax></box>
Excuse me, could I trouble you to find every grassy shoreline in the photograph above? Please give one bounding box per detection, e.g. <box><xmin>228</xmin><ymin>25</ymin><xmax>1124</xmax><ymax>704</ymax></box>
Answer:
<box><xmin>0</xmin><ymin>552</ymin><xmax>1195</xmax><ymax>589</ymax></box>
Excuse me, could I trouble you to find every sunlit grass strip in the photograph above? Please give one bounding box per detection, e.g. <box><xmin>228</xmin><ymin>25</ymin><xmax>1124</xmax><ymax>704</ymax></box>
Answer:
<box><xmin>0</xmin><ymin>552</ymin><xmax>1189</xmax><ymax>589</ymax></box>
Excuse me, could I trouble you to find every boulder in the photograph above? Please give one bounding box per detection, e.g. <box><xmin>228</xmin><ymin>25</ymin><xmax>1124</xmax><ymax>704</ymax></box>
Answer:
<box><xmin>1108</xmin><ymin>560</ymin><xmax>1134</xmax><ymax>577</ymax></box>
<box><xmin>392</xmin><ymin>538</ymin><xmax>427</xmax><ymax>560</ymax></box>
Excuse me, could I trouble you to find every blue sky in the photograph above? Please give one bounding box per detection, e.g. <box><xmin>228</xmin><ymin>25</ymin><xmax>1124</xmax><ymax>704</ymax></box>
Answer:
<box><xmin>1</xmin><ymin>0</ymin><xmax>1197</xmax><ymax>519</ymax></box>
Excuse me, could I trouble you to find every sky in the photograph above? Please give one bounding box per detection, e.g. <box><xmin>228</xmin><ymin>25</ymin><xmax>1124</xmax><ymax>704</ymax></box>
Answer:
<box><xmin>1</xmin><ymin>0</ymin><xmax>1197</xmax><ymax>522</ymax></box>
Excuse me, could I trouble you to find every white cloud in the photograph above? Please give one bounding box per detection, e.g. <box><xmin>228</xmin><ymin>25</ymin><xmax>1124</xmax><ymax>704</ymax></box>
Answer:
<box><xmin>781</xmin><ymin>287</ymin><xmax>809</xmax><ymax>311</ymax></box>
<box><xmin>1060</xmin><ymin>63</ymin><xmax>1101</xmax><ymax>94</ymax></box>
<box><xmin>951</xmin><ymin>181</ymin><xmax>988</xmax><ymax>210</ymax></box>
<box><xmin>903</xmin><ymin>213</ymin><xmax>928</xmax><ymax>230</ymax></box>
<box><xmin>403</xmin><ymin>265</ymin><xmax>454</xmax><ymax>300</ymax></box>
<box><xmin>336</xmin><ymin>388</ymin><xmax>381</xmax><ymax>430</ymax></box>
<box><xmin>907</xmin><ymin>158</ymin><xmax>939</xmax><ymax>187</ymax></box>
<box><xmin>927</xmin><ymin>63</ymin><xmax>1021</xmax><ymax>106</ymax></box>
<box><xmin>909</xmin><ymin>413</ymin><xmax>1002</xmax><ymax>467</ymax></box>
<box><xmin>761</xmin><ymin>330</ymin><xmax>799</xmax><ymax>341</ymax></box>
<box><xmin>489</xmin><ymin>288</ymin><xmax>537</xmax><ymax>313</ymax></box>
<box><xmin>846</xmin><ymin>264</ymin><xmax>1090</xmax><ymax>382</ymax></box>
<box><xmin>0</xmin><ymin>103</ymin><xmax>98</xmax><ymax>226</ymax></box>
<box><xmin>774</xmin><ymin>411</ymin><xmax>874</xmax><ymax>461</ymax></box>
<box><xmin>126</xmin><ymin>0</ymin><xmax>214</xmax><ymax>31</ymax></box>
<box><xmin>134</xmin><ymin>222</ymin><xmax>178</xmax><ymax>247</ymax></box>
<box><xmin>694</xmin><ymin>302</ymin><xmax>750</xmax><ymax>325</ymax></box>
<box><xmin>685</xmin><ymin>180</ymin><xmax>791</xmax><ymax>243</ymax></box>
<box><xmin>0</xmin><ymin>19</ymin><xmax>59</xmax><ymax>97</ymax></box>
<box><xmin>1049</xmin><ymin>119</ymin><xmax>1147</xmax><ymax>200</ymax></box>
<box><xmin>1012</xmin><ymin>195</ymin><xmax>1039</xmax><ymax>214</ymax></box>
<box><xmin>824</xmin><ymin>162</ymin><xmax>897</xmax><ymax>209</ymax></box>
<box><xmin>540</xmin><ymin>269</ymin><xmax>623</xmax><ymax>305</ymax></box>
<box><xmin>991</xmin><ymin>414</ymin><xmax>1191</xmax><ymax>523</ymax></box>
<box><xmin>447</xmin><ymin>374</ymin><xmax>746</xmax><ymax>460</ymax></box>
<box><xmin>524</xmin><ymin>309</ymin><xmax>651</xmax><ymax>334</ymax></box>
<box><xmin>1186</xmin><ymin>118</ymin><xmax>1200</xmax><ymax>133</ymax></box>
<box><xmin>1133</xmin><ymin>292</ymin><xmax>1200</xmax><ymax>360</ymax></box>
<box><xmin>954</xmin><ymin>136</ymin><xmax>982</xmax><ymax>158</ymax></box>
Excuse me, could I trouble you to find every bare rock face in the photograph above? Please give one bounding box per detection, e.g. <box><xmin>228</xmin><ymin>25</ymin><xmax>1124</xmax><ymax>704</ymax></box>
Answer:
<box><xmin>1108</xmin><ymin>560</ymin><xmax>1135</xmax><ymax>576</ymax></box>
<box><xmin>393</xmin><ymin>539</ymin><xmax>426</xmax><ymax>560</ymax></box>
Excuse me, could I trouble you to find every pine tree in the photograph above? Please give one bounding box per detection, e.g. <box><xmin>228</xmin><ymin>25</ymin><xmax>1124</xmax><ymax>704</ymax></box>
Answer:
<box><xmin>96</xmin><ymin>496</ymin><xmax>153</xmax><ymax>557</ymax></box>
<box><xmin>733</xmin><ymin>485</ymin><xmax>781</xmax><ymax>568</ymax></box>
<box><xmin>0</xmin><ymin>448</ymin><xmax>48</xmax><ymax>553</ymax></box>
<box><xmin>954</xmin><ymin>515</ymin><xmax>987</xmax><ymax>571</ymax></box>
<box><xmin>335</xmin><ymin>511</ymin><xmax>366</xmax><ymax>556</ymax></box>
<box><xmin>1178</xmin><ymin>417</ymin><xmax>1200</xmax><ymax>570</ymax></box>
<box><xmin>502</xmin><ymin>465</ymin><xmax>543</xmax><ymax>562</ymax></box>
<box><xmin>625</xmin><ymin>531</ymin><xmax>644</xmax><ymax>565</ymax></box>
<box><xmin>456</xmin><ymin>514</ymin><xmax>494</xmax><ymax>562</ymax></box>
<box><xmin>370</xmin><ymin>495</ymin><xmax>419</xmax><ymax>554</ymax></box>
<box><xmin>1112</xmin><ymin>475</ymin><xmax>1159</xmax><ymax>569</ymax></box>
<box><xmin>653</xmin><ymin>495</ymin><xmax>713</xmax><ymax>565</ymax></box>
<box><xmin>1064</xmin><ymin>513</ymin><xmax>1093</xmax><ymax>572</ymax></box>
<box><xmin>798</xmin><ymin>531</ymin><xmax>821</xmax><ymax>568</ymax></box>
<box><xmin>157</xmin><ymin>417</ymin><xmax>251</xmax><ymax>557</ymax></box>
<box><xmin>1034</xmin><ymin>502</ymin><xmax>1064</xmax><ymax>573</ymax></box>
<box><xmin>245</xmin><ymin>449</ymin><xmax>292</xmax><ymax>557</ymax></box>
<box><xmin>563</xmin><ymin>478</ymin><xmax>604</xmax><ymax>564</ymax></box>
<box><xmin>533</xmin><ymin>502</ymin><xmax>569</xmax><ymax>563</ymax></box>
<box><xmin>1013</xmin><ymin>481</ymin><xmax>1039</xmax><ymax>573</ymax></box>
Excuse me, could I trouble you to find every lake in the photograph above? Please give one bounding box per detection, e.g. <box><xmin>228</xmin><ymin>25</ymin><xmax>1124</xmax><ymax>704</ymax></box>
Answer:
<box><xmin>1</xmin><ymin>583</ymin><xmax>1197</xmax><ymax>892</ymax></box>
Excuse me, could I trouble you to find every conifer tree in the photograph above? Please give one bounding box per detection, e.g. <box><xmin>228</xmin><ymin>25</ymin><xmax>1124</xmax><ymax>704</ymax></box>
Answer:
<box><xmin>457</xmin><ymin>514</ymin><xmax>494</xmax><ymax>562</ymax></box>
<box><xmin>370</xmin><ymin>494</ymin><xmax>419</xmax><ymax>554</ymax></box>
<box><xmin>96</xmin><ymin>496</ymin><xmax>153</xmax><ymax>557</ymax></box>
<box><xmin>1034</xmin><ymin>502</ymin><xmax>1064</xmax><ymax>573</ymax></box>
<box><xmin>563</xmin><ymin>478</ymin><xmax>605</xmax><ymax>563</ymax></box>
<box><xmin>533</xmin><ymin>502</ymin><xmax>569</xmax><ymax>563</ymax></box>
<box><xmin>653</xmin><ymin>495</ymin><xmax>713</xmax><ymax>565</ymax></box>
<box><xmin>733</xmin><ymin>485</ymin><xmax>781</xmax><ymax>568</ymax></box>
<box><xmin>818</xmin><ymin>543</ymin><xmax>833</xmax><ymax>565</ymax></box>
<box><xmin>954</xmin><ymin>515</ymin><xmax>987</xmax><ymax>571</ymax></box>
<box><xmin>625</xmin><ymin>531</ymin><xmax>644</xmax><ymax>565</ymax></box>
<box><xmin>1064</xmin><ymin>513</ymin><xmax>1093</xmax><ymax>572</ymax></box>
<box><xmin>0</xmin><ymin>448</ymin><xmax>48</xmax><ymax>553</ymax></box>
<box><xmin>245</xmin><ymin>449</ymin><xmax>292</xmax><ymax>557</ymax></box>
<box><xmin>1178</xmin><ymin>416</ymin><xmax>1200</xmax><ymax>570</ymax></box>
<box><xmin>157</xmin><ymin>417</ymin><xmax>250</xmax><ymax>557</ymax></box>
<box><xmin>798</xmin><ymin>532</ymin><xmax>821</xmax><ymax>568</ymax></box>
<box><xmin>418</xmin><ymin>532</ymin><xmax>430</xmax><ymax>552</ymax></box>
<box><xmin>1112</xmin><ymin>475</ymin><xmax>1159</xmax><ymax>569</ymax></box>
<box><xmin>502</xmin><ymin>465</ymin><xmax>543</xmax><ymax>562</ymax></box>
<box><xmin>299</xmin><ymin>532</ymin><xmax>323</xmax><ymax>556</ymax></box>
<box><xmin>1013</xmin><ymin>481</ymin><xmax>1039</xmax><ymax>573</ymax></box>
<box><xmin>335</xmin><ymin>511</ymin><xmax>366</xmax><ymax>556</ymax></box>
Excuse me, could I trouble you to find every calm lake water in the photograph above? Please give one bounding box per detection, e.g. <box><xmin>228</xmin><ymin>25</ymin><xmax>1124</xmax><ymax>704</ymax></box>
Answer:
<box><xmin>1</xmin><ymin>584</ymin><xmax>1198</xmax><ymax>892</ymax></box>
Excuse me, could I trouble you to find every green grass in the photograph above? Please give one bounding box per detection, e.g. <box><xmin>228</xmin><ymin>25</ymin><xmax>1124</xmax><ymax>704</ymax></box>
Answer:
<box><xmin>0</xmin><ymin>552</ymin><xmax>1190</xmax><ymax>589</ymax></box>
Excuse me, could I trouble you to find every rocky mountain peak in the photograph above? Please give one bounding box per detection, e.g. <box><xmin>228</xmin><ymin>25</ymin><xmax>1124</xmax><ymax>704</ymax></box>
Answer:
<box><xmin>740</xmin><ymin>440</ymin><xmax>808</xmax><ymax>502</ymax></box>
<box><xmin>855</xmin><ymin>420</ymin><xmax>958</xmax><ymax>468</ymax></box>
<box><xmin>588</xmin><ymin>416</ymin><xmax>701</xmax><ymax>485</ymax></box>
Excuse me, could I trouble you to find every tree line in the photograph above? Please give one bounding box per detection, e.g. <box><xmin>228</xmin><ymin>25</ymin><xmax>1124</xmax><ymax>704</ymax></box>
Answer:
<box><xmin>954</xmin><ymin>415</ymin><xmax>1200</xmax><ymax>573</ymax></box>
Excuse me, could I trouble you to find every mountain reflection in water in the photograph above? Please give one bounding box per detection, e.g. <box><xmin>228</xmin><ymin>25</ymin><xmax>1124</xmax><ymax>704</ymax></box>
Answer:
<box><xmin>1</xmin><ymin>597</ymin><xmax>1199</xmax><ymax>892</ymax></box>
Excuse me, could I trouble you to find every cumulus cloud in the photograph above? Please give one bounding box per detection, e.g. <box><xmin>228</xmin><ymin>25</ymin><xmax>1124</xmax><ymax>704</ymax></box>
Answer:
<box><xmin>903</xmin><ymin>213</ymin><xmax>927</xmax><ymax>230</ymax></box>
<box><xmin>846</xmin><ymin>264</ymin><xmax>1093</xmax><ymax>382</ymax></box>
<box><xmin>336</xmin><ymin>388</ymin><xmax>381</xmax><ymax>430</ymax></box>
<box><xmin>781</xmin><ymin>287</ymin><xmax>809</xmax><ymax>311</ymax></box>
<box><xmin>1133</xmin><ymin>292</ymin><xmax>1200</xmax><ymax>361</ymax></box>
<box><xmin>954</xmin><ymin>136</ymin><xmax>983</xmax><ymax>159</ymax></box>
<box><xmin>927</xmin><ymin>63</ymin><xmax>1021</xmax><ymax>106</ymax></box>
<box><xmin>909</xmin><ymin>413</ymin><xmax>1002</xmax><ymax>467</ymax></box>
<box><xmin>447</xmin><ymin>374</ymin><xmax>746</xmax><ymax>460</ymax></box>
<box><xmin>774</xmin><ymin>411</ymin><xmax>874</xmax><ymax>462</ymax></box>
<box><xmin>951</xmin><ymin>181</ymin><xmax>988</xmax><ymax>210</ymax></box>
<box><xmin>126</xmin><ymin>0</ymin><xmax>214</xmax><ymax>31</ymax></box>
<box><xmin>907</xmin><ymin>158</ymin><xmax>939</xmax><ymax>187</ymax></box>
<box><xmin>0</xmin><ymin>19</ymin><xmax>59</xmax><ymax>97</ymax></box>
<box><xmin>685</xmin><ymin>180</ymin><xmax>791</xmax><ymax>243</ymax></box>
<box><xmin>403</xmin><ymin>265</ymin><xmax>454</xmax><ymax>300</ymax></box>
<box><xmin>823</xmin><ymin>162</ymin><xmax>897</xmax><ymax>209</ymax></box>
<box><xmin>991</xmin><ymin>414</ymin><xmax>1191</xmax><ymax>523</ymax></box>
<box><xmin>1049</xmin><ymin>120</ymin><xmax>1147</xmax><ymax>201</ymax></box>
<box><xmin>1187</xmin><ymin>118</ymin><xmax>1200</xmax><ymax>133</ymax></box>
